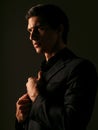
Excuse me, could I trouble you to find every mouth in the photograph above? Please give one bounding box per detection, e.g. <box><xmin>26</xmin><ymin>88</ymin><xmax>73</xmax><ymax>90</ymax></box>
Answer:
<box><xmin>33</xmin><ymin>42</ymin><xmax>40</xmax><ymax>48</ymax></box>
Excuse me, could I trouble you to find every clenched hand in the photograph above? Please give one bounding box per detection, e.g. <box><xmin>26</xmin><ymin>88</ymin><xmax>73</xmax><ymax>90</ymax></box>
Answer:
<box><xmin>26</xmin><ymin>71</ymin><xmax>42</xmax><ymax>102</ymax></box>
<box><xmin>16</xmin><ymin>93</ymin><xmax>31</xmax><ymax>123</ymax></box>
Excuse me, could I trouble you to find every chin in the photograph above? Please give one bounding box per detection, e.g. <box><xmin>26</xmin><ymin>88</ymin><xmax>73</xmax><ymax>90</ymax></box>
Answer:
<box><xmin>35</xmin><ymin>48</ymin><xmax>42</xmax><ymax>54</ymax></box>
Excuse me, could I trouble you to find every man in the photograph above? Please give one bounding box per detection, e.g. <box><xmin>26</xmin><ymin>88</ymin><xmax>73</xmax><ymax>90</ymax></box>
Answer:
<box><xmin>15</xmin><ymin>4</ymin><xmax>97</xmax><ymax>130</ymax></box>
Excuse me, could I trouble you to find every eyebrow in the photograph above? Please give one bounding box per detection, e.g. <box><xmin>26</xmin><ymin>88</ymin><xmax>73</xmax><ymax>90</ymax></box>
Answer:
<box><xmin>27</xmin><ymin>23</ymin><xmax>47</xmax><ymax>32</ymax></box>
<box><xmin>27</xmin><ymin>25</ymin><xmax>38</xmax><ymax>32</ymax></box>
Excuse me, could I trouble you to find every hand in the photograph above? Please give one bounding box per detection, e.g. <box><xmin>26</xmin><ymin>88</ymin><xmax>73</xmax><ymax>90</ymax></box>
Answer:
<box><xmin>16</xmin><ymin>93</ymin><xmax>31</xmax><ymax>123</ymax></box>
<box><xmin>26</xmin><ymin>71</ymin><xmax>42</xmax><ymax>102</ymax></box>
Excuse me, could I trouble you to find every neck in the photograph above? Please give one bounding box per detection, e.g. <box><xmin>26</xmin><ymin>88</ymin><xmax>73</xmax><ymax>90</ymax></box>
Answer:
<box><xmin>44</xmin><ymin>44</ymin><xmax>66</xmax><ymax>61</ymax></box>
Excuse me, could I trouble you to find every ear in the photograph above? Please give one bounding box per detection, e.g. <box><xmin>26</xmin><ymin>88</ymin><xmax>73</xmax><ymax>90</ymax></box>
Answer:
<box><xmin>57</xmin><ymin>24</ymin><xmax>64</xmax><ymax>35</ymax></box>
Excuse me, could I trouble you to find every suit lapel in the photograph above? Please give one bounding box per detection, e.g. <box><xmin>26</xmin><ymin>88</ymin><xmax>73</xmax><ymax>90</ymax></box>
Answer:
<box><xmin>45</xmin><ymin>59</ymin><xmax>65</xmax><ymax>82</ymax></box>
<box><xmin>43</xmin><ymin>47</ymin><xmax>77</xmax><ymax>82</ymax></box>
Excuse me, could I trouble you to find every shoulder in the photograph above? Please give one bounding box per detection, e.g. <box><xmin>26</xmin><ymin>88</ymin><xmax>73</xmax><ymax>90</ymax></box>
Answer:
<box><xmin>65</xmin><ymin>57</ymin><xmax>98</xmax><ymax>83</ymax></box>
<box><xmin>68</xmin><ymin>58</ymin><xmax>96</xmax><ymax>73</ymax></box>
<box><xmin>61</xmin><ymin>48</ymin><xmax>97</xmax><ymax>73</ymax></box>
<box><xmin>60</xmin><ymin>48</ymin><xmax>97</xmax><ymax>81</ymax></box>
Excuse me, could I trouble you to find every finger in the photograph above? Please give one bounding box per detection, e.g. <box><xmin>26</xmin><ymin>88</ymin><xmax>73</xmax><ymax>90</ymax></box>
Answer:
<box><xmin>28</xmin><ymin>76</ymin><xmax>38</xmax><ymax>80</ymax></box>
<box><xmin>18</xmin><ymin>98</ymin><xmax>31</xmax><ymax>104</ymax></box>
<box><xmin>18</xmin><ymin>93</ymin><xmax>29</xmax><ymax>100</ymax></box>
<box><xmin>20</xmin><ymin>109</ymin><xmax>30</xmax><ymax>115</ymax></box>
<box><xmin>19</xmin><ymin>103</ymin><xmax>31</xmax><ymax>110</ymax></box>
<box><xmin>28</xmin><ymin>77</ymin><xmax>33</xmax><ymax>81</ymax></box>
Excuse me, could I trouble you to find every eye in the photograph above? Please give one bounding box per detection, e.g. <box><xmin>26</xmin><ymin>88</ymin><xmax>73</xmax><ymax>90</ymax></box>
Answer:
<box><xmin>38</xmin><ymin>26</ymin><xmax>46</xmax><ymax>31</ymax></box>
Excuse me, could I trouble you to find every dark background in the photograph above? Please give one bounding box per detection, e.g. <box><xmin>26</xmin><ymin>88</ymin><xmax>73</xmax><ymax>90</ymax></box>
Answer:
<box><xmin>1</xmin><ymin>0</ymin><xmax>98</xmax><ymax>130</ymax></box>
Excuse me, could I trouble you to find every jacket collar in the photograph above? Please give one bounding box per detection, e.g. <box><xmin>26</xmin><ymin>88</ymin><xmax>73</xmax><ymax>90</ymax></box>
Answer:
<box><xmin>44</xmin><ymin>58</ymin><xmax>66</xmax><ymax>82</ymax></box>
<box><xmin>41</xmin><ymin>47</ymin><xmax>77</xmax><ymax>82</ymax></box>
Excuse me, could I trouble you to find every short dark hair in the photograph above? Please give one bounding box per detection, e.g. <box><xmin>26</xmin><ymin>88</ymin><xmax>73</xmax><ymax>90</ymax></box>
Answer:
<box><xmin>25</xmin><ymin>4</ymin><xmax>69</xmax><ymax>44</ymax></box>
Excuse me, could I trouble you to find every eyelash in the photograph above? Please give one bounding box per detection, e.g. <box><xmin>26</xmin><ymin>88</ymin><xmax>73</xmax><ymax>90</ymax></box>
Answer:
<box><xmin>29</xmin><ymin>27</ymin><xmax>46</xmax><ymax>33</ymax></box>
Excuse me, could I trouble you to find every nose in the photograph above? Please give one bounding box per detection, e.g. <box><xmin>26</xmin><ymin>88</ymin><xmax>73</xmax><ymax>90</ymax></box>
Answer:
<box><xmin>29</xmin><ymin>28</ymin><xmax>39</xmax><ymax>41</ymax></box>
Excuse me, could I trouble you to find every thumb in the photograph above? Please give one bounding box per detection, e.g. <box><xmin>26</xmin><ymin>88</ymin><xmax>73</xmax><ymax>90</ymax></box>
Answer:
<box><xmin>37</xmin><ymin>71</ymin><xmax>42</xmax><ymax>80</ymax></box>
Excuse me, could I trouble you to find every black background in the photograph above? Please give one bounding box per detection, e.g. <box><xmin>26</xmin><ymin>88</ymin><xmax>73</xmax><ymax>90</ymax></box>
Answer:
<box><xmin>0</xmin><ymin>0</ymin><xmax>98</xmax><ymax>130</ymax></box>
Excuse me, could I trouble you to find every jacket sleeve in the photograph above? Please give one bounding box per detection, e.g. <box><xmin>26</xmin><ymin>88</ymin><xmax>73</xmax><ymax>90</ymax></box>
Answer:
<box><xmin>63</xmin><ymin>60</ymin><xmax>97</xmax><ymax>129</ymax></box>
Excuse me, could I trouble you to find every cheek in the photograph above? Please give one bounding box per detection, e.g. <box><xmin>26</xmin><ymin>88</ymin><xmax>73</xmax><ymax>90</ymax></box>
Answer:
<box><xmin>42</xmin><ymin>32</ymin><xmax>57</xmax><ymax>47</ymax></box>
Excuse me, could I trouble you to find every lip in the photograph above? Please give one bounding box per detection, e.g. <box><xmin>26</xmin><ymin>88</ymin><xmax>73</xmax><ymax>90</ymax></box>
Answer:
<box><xmin>33</xmin><ymin>42</ymin><xmax>40</xmax><ymax>48</ymax></box>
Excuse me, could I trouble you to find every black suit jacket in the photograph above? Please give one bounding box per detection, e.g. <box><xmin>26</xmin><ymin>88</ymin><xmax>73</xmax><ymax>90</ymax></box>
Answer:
<box><xmin>15</xmin><ymin>48</ymin><xmax>97</xmax><ymax>130</ymax></box>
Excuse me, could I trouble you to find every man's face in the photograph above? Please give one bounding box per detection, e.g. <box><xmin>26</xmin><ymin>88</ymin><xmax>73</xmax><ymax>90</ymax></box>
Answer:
<box><xmin>27</xmin><ymin>16</ymin><xmax>60</xmax><ymax>54</ymax></box>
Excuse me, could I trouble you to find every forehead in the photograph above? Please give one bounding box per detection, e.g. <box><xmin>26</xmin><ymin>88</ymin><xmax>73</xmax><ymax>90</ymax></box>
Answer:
<box><xmin>27</xmin><ymin>16</ymin><xmax>45</xmax><ymax>29</ymax></box>
<box><xmin>28</xmin><ymin>16</ymin><xmax>41</xmax><ymax>28</ymax></box>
